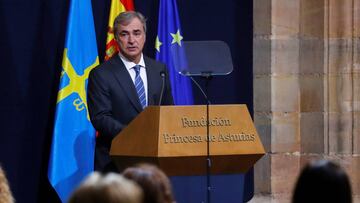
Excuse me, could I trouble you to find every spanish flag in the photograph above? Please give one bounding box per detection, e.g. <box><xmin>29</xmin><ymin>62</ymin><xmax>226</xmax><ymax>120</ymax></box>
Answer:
<box><xmin>105</xmin><ymin>0</ymin><xmax>134</xmax><ymax>60</ymax></box>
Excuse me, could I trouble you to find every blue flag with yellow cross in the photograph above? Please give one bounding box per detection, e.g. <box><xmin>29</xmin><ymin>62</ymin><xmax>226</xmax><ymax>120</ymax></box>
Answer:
<box><xmin>48</xmin><ymin>0</ymin><xmax>99</xmax><ymax>202</ymax></box>
<box><xmin>156</xmin><ymin>0</ymin><xmax>193</xmax><ymax>105</ymax></box>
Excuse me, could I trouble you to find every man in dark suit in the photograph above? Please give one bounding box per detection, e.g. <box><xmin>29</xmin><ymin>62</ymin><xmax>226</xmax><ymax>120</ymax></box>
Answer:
<box><xmin>87</xmin><ymin>11</ymin><xmax>173</xmax><ymax>172</ymax></box>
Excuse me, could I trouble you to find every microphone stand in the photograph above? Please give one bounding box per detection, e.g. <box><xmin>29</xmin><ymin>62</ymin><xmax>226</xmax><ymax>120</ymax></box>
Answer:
<box><xmin>204</xmin><ymin>74</ymin><xmax>212</xmax><ymax>203</ymax></box>
<box><xmin>190</xmin><ymin>73</ymin><xmax>212</xmax><ymax>203</ymax></box>
<box><xmin>158</xmin><ymin>71</ymin><xmax>166</xmax><ymax>106</ymax></box>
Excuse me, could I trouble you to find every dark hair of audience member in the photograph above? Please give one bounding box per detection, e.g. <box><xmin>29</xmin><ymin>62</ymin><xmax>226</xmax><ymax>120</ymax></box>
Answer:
<box><xmin>68</xmin><ymin>172</ymin><xmax>143</xmax><ymax>203</ymax></box>
<box><xmin>122</xmin><ymin>163</ymin><xmax>175</xmax><ymax>203</ymax></box>
<box><xmin>0</xmin><ymin>164</ymin><xmax>14</xmax><ymax>203</ymax></box>
<box><xmin>292</xmin><ymin>160</ymin><xmax>352</xmax><ymax>203</ymax></box>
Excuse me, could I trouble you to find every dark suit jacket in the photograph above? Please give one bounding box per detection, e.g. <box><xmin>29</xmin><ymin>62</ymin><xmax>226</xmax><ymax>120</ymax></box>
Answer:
<box><xmin>87</xmin><ymin>55</ymin><xmax>173</xmax><ymax>171</ymax></box>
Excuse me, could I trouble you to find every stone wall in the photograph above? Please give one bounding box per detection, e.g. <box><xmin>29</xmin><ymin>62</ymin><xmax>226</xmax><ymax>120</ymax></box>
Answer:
<box><xmin>253</xmin><ymin>0</ymin><xmax>360</xmax><ymax>202</ymax></box>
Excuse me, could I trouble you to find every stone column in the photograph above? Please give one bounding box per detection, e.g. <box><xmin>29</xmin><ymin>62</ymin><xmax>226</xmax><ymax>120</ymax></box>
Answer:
<box><xmin>254</xmin><ymin>0</ymin><xmax>302</xmax><ymax>201</ymax></box>
<box><xmin>353</xmin><ymin>0</ymin><xmax>360</xmax><ymax>197</ymax></box>
<box><xmin>326</xmin><ymin>0</ymin><xmax>360</xmax><ymax>199</ymax></box>
<box><xmin>253</xmin><ymin>0</ymin><xmax>360</xmax><ymax>202</ymax></box>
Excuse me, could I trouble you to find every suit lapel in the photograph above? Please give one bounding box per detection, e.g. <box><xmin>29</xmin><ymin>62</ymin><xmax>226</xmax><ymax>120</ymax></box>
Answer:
<box><xmin>110</xmin><ymin>56</ymin><xmax>143</xmax><ymax>112</ymax></box>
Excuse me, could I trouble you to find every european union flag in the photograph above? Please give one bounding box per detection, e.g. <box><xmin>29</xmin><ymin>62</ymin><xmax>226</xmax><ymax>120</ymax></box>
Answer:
<box><xmin>156</xmin><ymin>0</ymin><xmax>193</xmax><ymax>105</ymax></box>
<box><xmin>48</xmin><ymin>0</ymin><xmax>99</xmax><ymax>202</ymax></box>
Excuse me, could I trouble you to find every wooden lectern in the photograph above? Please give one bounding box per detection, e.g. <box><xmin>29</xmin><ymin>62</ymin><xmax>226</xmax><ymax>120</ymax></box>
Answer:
<box><xmin>110</xmin><ymin>104</ymin><xmax>265</xmax><ymax>176</ymax></box>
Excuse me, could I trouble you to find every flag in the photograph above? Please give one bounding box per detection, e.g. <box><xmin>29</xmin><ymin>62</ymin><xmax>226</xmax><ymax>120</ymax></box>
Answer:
<box><xmin>105</xmin><ymin>0</ymin><xmax>134</xmax><ymax>60</ymax></box>
<box><xmin>156</xmin><ymin>0</ymin><xmax>193</xmax><ymax>105</ymax></box>
<box><xmin>48</xmin><ymin>0</ymin><xmax>99</xmax><ymax>202</ymax></box>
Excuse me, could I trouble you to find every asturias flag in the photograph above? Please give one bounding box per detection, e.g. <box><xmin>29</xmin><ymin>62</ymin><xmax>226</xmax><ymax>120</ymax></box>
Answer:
<box><xmin>48</xmin><ymin>0</ymin><xmax>99</xmax><ymax>202</ymax></box>
<box><xmin>105</xmin><ymin>0</ymin><xmax>134</xmax><ymax>60</ymax></box>
<box><xmin>156</xmin><ymin>0</ymin><xmax>193</xmax><ymax>105</ymax></box>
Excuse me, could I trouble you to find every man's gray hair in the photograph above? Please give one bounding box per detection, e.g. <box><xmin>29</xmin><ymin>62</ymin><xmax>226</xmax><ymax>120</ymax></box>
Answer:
<box><xmin>113</xmin><ymin>11</ymin><xmax>147</xmax><ymax>37</ymax></box>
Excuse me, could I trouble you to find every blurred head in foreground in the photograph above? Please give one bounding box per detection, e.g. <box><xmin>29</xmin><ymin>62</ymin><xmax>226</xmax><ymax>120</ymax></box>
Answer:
<box><xmin>123</xmin><ymin>163</ymin><xmax>175</xmax><ymax>203</ymax></box>
<box><xmin>292</xmin><ymin>159</ymin><xmax>352</xmax><ymax>203</ymax></box>
<box><xmin>68</xmin><ymin>172</ymin><xmax>143</xmax><ymax>203</ymax></box>
<box><xmin>0</xmin><ymin>165</ymin><xmax>14</xmax><ymax>203</ymax></box>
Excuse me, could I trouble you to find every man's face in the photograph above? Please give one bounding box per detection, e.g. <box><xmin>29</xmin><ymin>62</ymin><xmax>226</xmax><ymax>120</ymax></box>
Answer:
<box><xmin>115</xmin><ymin>17</ymin><xmax>146</xmax><ymax>63</ymax></box>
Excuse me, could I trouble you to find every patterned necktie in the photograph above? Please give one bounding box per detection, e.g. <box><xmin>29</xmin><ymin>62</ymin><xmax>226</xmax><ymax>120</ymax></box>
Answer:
<box><xmin>133</xmin><ymin>65</ymin><xmax>146</xmax><ymax>109</ymax></box>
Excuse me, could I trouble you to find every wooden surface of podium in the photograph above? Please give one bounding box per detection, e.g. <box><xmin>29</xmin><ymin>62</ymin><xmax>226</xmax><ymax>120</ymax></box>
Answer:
<box><xmin>110</xmin><ymin>104</ymin><xmax>265</xmax><ymax>176</ymax></box>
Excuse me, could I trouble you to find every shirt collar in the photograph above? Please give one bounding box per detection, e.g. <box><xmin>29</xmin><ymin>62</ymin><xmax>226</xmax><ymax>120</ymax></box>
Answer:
<box><xmin>118</xmin><ymin>53</ymin><xmax>146</xmax><ymax>71</ymax></box>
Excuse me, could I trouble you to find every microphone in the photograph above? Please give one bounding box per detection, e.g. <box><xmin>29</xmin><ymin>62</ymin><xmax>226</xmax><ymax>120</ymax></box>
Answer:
<box><xmin>158</xmin><ymin>71</ymin><xmax>166</xmax><ymax>106</ymax></box>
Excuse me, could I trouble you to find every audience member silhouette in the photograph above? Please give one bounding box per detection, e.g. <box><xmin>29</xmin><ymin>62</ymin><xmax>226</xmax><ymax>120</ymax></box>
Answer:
<box><xmin>123</xmin><ymin>163</ymin><xmax>175</xmax><ymax>203</ymax></box>
<box><xmin>292</xmin><ymin>159</ymin><xmax>352</xmax><ymax>203</ymax></box>
<box><xmin>68</xmin><ymin>172</ymin><xmax>143</xmax><ymax>203</ymax></box>
<box><xmin>0</xmin><ymin>165</ymin><xmax>14</xmax><ymax>203</ymax></box>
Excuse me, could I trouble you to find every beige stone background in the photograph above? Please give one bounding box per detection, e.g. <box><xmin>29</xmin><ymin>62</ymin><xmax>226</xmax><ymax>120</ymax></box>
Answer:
<box><xmin>251</xmin><ymin>0</ymin><xmax>360</xmax><ymax>202</ymax></box>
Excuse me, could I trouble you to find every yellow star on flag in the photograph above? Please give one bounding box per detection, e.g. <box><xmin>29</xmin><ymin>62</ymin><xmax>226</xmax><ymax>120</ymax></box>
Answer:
<box><xmin>170</xmin><ymin>30</ymin><xmax>183</xmax><ymax>46</ymax></box>
<box><xmin>155</xmin><ymin>36</ymin><xmax>162</xmax><ymax>52</ymax></box>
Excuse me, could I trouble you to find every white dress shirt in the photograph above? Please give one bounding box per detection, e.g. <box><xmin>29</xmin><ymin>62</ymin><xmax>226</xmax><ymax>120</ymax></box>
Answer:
<box><xmin>118</xmin><ymin>53</ymin><xmax>148</xmax><ymax>106</ymax></box>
